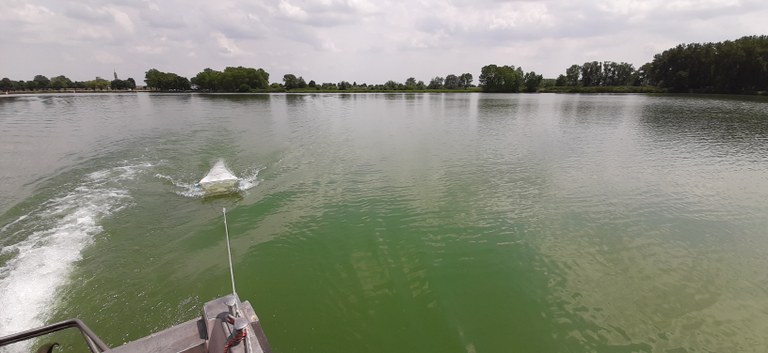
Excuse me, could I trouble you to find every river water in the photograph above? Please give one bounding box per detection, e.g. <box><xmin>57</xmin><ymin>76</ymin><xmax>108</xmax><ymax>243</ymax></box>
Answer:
<box><xmin>1</xmin><ymin>93</ymin><xmax>767</xmax><ymax>352</ymax></box>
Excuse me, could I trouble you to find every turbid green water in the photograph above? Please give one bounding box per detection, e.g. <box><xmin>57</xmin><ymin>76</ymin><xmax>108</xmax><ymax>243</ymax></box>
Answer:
<box><xmin>1</xmin><ymin>93</ymin><xmax>768</xmax><ymax>352</ymax></box>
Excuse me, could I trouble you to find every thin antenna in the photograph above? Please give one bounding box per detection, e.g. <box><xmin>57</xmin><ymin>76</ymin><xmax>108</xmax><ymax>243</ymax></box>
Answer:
<box><xmin>223</xmin><ymin>208</ymin><xmax>239</xmax><ymax>313</ymax></box>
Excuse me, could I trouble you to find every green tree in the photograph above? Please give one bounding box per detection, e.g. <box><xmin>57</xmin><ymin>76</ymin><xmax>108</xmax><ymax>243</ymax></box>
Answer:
<box><xmin>479</xmin><ymin>65</ymin><xmax>501</xmax><ymax>91</ymax></box>
<box><xmin>144</xmin><ymin>69</ymin><xmax>190</xmax><ymax>91</ymax></box>
<box><xmin>50</xmin><ymin>75</ymin><xmax>73</xmax><ymax>90</ymax></box>
<box><xmin>643</xmin><ymin>36</ymin><xmax>768</xmax><ymax>93</ymax></box>
<box><xmin>174</xmin><ymin>75</ymin><xmax>191</xmax><ymax>90</ymax></box>
<box><xmin>523</xmin><ymin>71</ymin><xmax>543</xmax><ymax>92</ymax></box>
<box><xmin>384</xmin><ymin>80</ymin><xmax>399</xmax><ymax>90</ymax></box>
<box><xmin>479</xmin><ymin>65</ymin><xmax>523</xmax><ymax>92</ymax></box>
<box><xmin>630</xmin><ymin>64</ymin><xmax>649</xmax><ymax>86</ymax></box>
<box><xmin>613</xmin><ymin>62</ymin><xmax>635</xmax><ymax>86</ymax></box>
<box><xmin>0</xmin><ymin>78</ymin><xmax>12</xmax><ymax>91</ymax></box>
<box><xmin>405</xmin><ymin>77</ymin><xmax>417</xmax><ymax>89</ymax></box>
<box><xmin>191</xmin><ymin>68</ymin><xmax>221</xmax><ymax>91</ymax></box>
<box><xmin>580</xmin><ymin>61</ymin><xmax>602</xmax><ymax>86</ymax></box>
<box><xmin>85</xmin><ymin>78</ymin><xmax>110</xmax><ymax>90</ymax></box>
<box><xmin>110</xmin><ymin>78</ymin><xmax>138</xmax><ymax>90</ymax></box>
<box><xmin>32</xmin><ymin>75</ymin><xmax>50</xmax><ymax>90</ymax></box>
<box><xmin>110</xmin><ymin>79</ymin><xmax>126</xmax><ymax>90</ymax></box>
<box><xmin>555</xmin><ymin>75</ymin><xmax>566</xmax><ymax>86</ymax></box>
<box><xmin>427</xmin><ymin>76</ymin><xmax>444</xmax><ymax>89</ymax></box>
<box><xmin>444</xmin><ymin>74</ymin><xmax>461</xmax><ymax>89</ymax></box>
<box><xmin>459</xmin><ymin>73</ymin><xmax>473</xmax><ymax>88</ymax></box>
<box><xmin>13</xmin><ymin>80</ymin><xmax>29</xmax><ymax>91</ymax></box>
<box><xmin>191</xmin><ymin>67</ymin><xmax>268</xmax><ymax>92</ymax></box>
<box><xmin>283</xmin><ymin>74</ymin><xmax>300</xmax><ymax>90</ymax></box>
<box><xmin>565</xmin><ymin>64</ymin><xmax>580</xmax><ymax>86</ymax></box>
<box><xmin>144</xmin><ymin>69</ymin><xmax>163</xmax><ymax>90</ymax></box>
<box><xmin>223</xmin><ymin>66</ymin><xmax>268</xmax><ymax>91</ymax></box>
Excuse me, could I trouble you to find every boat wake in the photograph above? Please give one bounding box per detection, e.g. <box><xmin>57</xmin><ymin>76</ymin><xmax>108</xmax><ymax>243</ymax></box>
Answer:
<box><xmin>0</xmin><ymin>162</ymin><xmax>150</xmax><ymax>343</ymax></box>
<box><xmin>155</xmin><ymin>174</ymin><xmax>206</xmax><ymax>198</ymax></box>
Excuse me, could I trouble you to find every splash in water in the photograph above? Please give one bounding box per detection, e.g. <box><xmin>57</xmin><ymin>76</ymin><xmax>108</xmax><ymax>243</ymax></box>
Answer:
<box><xmin>155</xmin><ymin>164</ymin><xmax>262</xmax><ymax>198</ymax></box>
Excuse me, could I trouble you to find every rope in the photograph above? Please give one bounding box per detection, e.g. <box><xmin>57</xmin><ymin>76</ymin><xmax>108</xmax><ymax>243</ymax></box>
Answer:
<box><xmin>222</xmin><ymin>328</ymin><xmax>247</xmax><ymax>353</ymax></box>
<box><xmin>223</xmin><ymin>208</ymin><xmax>239</xmax><ymax>315</ymax></box>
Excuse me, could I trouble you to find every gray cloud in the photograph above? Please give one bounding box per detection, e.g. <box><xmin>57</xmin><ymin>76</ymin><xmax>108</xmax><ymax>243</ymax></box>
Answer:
<box><xmin>1</xmin><ymin>0</ymin><xmax>767</xmax><ymax>83</ymax></box>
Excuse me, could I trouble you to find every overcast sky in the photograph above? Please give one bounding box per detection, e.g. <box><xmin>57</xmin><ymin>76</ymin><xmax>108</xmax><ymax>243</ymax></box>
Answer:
<box><xmin>1</xmin><ymin>0</ymin><xmax>767</xmax><ymax>84</ymax></box>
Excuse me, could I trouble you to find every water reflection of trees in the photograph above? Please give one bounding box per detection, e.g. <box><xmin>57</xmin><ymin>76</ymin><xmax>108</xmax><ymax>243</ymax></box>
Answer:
<box><xmin>638</xmin><ymin>96</ymin><xmax>768</xmax><ymax>159</ymax></box>
<box><xmin>196</xmin><ymin>92</ymin><xmax>271</xmax><ymax>104</ymax></box>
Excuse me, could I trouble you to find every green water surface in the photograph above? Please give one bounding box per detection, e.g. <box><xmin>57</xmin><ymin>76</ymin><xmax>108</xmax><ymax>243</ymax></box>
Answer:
<box><xmin>1</xmin><ymin>93</ymin><xmax>767</xmax><ymax>353</ymax></box>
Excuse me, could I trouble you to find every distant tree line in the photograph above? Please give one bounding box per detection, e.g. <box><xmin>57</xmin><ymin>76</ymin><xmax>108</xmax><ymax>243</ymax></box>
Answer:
<box><xmin>140</xmin><ymin>36</ymin><xmax>768</xmax><ymax>93</ymax></box>
<box><xmin>5</xmin><ymin>36</ymin><xmax>767</xmax><ymax>95</ymax></box>
<box><xmin>554</xmin><ymin>61</ymin><xmax>641</xmax><ymax>87</ymax></box>
<box><xmin>644</xmin><ymin>35</ymin><xmax>768</xmax><ymax>93</ymax></box>
<box><xmin>0</xmin><ymin>75</ymin><xmax>135</xmax><ymax>91</ymax></box>
<box><xmin>278</xmin><ymin>72</ymin><xmax>474</xmax><ymax>91</ymax></box>
<box><xmin>550</xmin><ymin>35</ymin><xmax>768</xmax><ymax>93</ymax></box>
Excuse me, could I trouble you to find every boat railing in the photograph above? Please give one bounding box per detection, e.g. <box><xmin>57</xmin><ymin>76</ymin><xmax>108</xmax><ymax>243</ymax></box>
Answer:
<box><xmin>0</xmin><ymin>318</ymin><xmax>110</xmax><ymax>353</ymax></box>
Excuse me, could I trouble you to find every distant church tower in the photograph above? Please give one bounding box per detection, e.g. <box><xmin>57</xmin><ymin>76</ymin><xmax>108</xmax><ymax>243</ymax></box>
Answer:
<box><xmin>114</xmin><ymin>69</ymin><xmax>118</xmax><ymax>80</ymax></box>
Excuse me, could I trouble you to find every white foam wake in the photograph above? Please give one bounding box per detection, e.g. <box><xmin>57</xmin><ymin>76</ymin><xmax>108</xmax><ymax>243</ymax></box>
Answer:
<box><xmin>0</xmin><ymin>163</ymin><xmax>148</xmax><ymax>342</ymax></box>
<box><xmin>155</xmin><ymin>173</ymin><xmax>206</xmax><ymax>198</ymax></box>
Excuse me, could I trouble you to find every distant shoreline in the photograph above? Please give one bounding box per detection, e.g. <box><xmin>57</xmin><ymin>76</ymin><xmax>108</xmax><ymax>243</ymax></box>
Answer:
<box><xmin>4</xmin><ymin>87</ymin><xmax>768</xmax><ymax>97</ymax></box>
<box><xmin>1</xmin><ymin>89</ymin><xmax>151</xmax><ymax>95</ymax></box>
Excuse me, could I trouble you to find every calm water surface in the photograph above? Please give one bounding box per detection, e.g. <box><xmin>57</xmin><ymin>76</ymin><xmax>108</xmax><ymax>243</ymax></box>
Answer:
<box><xmin>1</xmin><ymin>93</ymin><xmax>767</xmax><ymax>352</ymax></box>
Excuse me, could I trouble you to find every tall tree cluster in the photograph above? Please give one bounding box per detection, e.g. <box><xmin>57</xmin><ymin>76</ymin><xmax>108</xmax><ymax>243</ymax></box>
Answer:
<box><xmin>423</xmin><ymin>73</ymin><xmax>473</xmax><ymax>90</ymax></box>
<box><xmin>645</xmin><ymin>35</ymin><xmax>768</xmax><ymax>93</ymax></box>
<box><xmin>282</xmin><ymin>74</ymin><xmax>307</xmax><ymax>90</ymax></box>
<box><xmin>554</xmin><ymin>61</ymin><xmax>639</xmax><ymax>87</ymax></box>
<box><xmin>145</xmin><ymin>69</ymin><xmax>191</xmax><ymax>91</ymax></box>
<box><xmin>479</xmin><ymin>65</ymin><xmax>542</xmax><ymax>92</ymax></box>
<box><xmin>190</xmin><ymin>67</ymin><xmax>269</xmax><ymax>92</ymax></box>
<box><xmin>110</xmin><ymin>78</ymin><xmax>136</xmax><ymax>90</ymax></box>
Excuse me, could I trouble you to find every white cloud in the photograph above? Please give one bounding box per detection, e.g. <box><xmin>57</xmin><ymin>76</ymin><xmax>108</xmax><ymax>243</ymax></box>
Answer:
<box><xmin>11</xmin><ymin>3</ymin><xmax>56</xmax><ymax>22</ymax></box>
<box><xmin>279</xmin><ymin>0</ymin><xmax>309</xmax><ymax>20</ymax></box>
<box><xmin>485</xmin><ymin>2</ymin><xmax>553</xmax><ymax>30</ymax></box>
<box><xmin>597</xmin><ymin>0</ymin><xmax>743</xmax><ymax>19</ymax></box>
<box><xmin>211</xmin><ymin>32</ymin><xmax>243</xmax><ymax>56</ymax></box>
<box><xmin>0</xmin><ymin>0</ymin><xmax>767</xmax><ymax>83</ymax></box>
<box><xmin>131</xmin><ymin>45</ymin><xmax>166</xmax><ymax>54</ymax></box>
<box><xmin>108</xmin><ymin>7</ymin><xmax>135</xmax><ymax>33</ymax></box>
<box><xmin>93</xmin><ymin>51</ymin><xmax>123</xmax><ymax>65</ymax></box>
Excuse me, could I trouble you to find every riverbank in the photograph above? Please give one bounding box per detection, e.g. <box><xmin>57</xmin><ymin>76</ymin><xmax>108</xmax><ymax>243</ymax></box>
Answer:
<box><xmin>277</xmin><ymin>87</ymin><xmax>484</xmax><ymax>93</ymax></box>
<box><xmin>538</xmin><ymin>85</ymin><xmax>667</xmax><ymax>93</ymax></box>
<box><xmin>6</xmin><ymin>86</ymin><xmax>768</xmax><ymax>97</ymax></box>
<box><xmin>1</xmin><ymin>89</ymin><xmax>151</xmax><ymax>95</ymax></box>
